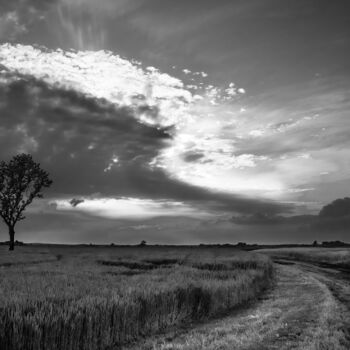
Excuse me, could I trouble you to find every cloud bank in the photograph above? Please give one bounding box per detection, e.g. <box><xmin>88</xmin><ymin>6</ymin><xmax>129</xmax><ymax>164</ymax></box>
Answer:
<box><xmin>0</xmin><ymin>43</ymin><xmax>290</xmax><ymax>221</ymax></box>
<box><xmin>1</xmin><ymin>42</ymin><xmax>349</xmax><ymax>221</ymax></box>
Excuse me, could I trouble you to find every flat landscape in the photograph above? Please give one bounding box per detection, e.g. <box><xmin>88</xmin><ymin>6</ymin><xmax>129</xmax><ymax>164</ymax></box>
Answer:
<box><xmin>0</xmin><ymin>245</ymin><xmax>349</xmax><ymax>349</ymax></box>
<box><xmin>1</xmin><ymin>1</ymin><xmax>350</xmax><ymax>349</ymax></box>
<box><xmin>0</xmin><ymin>245</ymin><xmax>272</xmax><ymax>350</ymax></box>
<box><xmin>127</xmin><ymin>247</ymin><xmax>350</xmax><ymax>350</ymax></box>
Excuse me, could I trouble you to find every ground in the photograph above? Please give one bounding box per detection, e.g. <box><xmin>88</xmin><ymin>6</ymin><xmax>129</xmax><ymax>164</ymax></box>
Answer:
<box><xmin>0</xmin><ymin>246</ymin><xmax>349</xmax><ymax>349</ymax></box>
<box><xmin>126</xmin><ymin>249</ymin><xmax>350</xmax><ymax>350</ymax></box>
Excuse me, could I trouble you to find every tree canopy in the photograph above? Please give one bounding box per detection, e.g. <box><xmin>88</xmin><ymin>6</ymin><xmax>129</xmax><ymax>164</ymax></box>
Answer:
<box><xmin>0</xmin><ymin>154</ymin><xmax>52</xmax><ymax>250</ymax></box>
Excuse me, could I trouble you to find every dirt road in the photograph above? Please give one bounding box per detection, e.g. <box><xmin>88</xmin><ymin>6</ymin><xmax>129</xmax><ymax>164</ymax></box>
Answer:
<box><xmin>126</xmin><ymin>261</ymin><xmax>350</xmax><ymax>350</ymax></box>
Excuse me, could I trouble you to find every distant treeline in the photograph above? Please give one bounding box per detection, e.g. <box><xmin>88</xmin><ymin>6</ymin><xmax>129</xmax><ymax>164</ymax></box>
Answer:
<box><xmin>200</xmin><ymin>241</ymin><xmax>350</xmax><ymax>250</ymax></box>
<box><xmin>1</xmin><ymin>241</ymin><xmax>349</xmax><ymax>249</ymax></box>
<box><xmin>0</xmin><ymin>240</ymin><xmax>25</xmax><ymax>246</ymax></box>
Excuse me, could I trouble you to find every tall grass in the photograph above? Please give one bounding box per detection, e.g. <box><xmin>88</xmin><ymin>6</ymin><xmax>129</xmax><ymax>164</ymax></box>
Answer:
<box><xmin>259</xmin><ymin>247</ymin><xmax>350</xmax><ymax>268</ymax></box>
<box><xmin>0</xmin><ymin>246</ymin><xmax>273</xmax><ymax>350</ymax></box>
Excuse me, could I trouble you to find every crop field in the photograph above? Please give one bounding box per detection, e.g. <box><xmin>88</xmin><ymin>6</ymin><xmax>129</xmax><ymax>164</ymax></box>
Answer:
<box><xmin>259</xmin><ymin>247</ymin><xmax>350</xmax><ymax>268</ymax></box>
<box><xmin>132</xmin><ymin>247</ymin><xmax>350</xmax><ymax>350</ymax></box>
<box><xmin>0</xmin><ymin>246</ymin><xmax>273</xmax><ymax>350</ymax></box>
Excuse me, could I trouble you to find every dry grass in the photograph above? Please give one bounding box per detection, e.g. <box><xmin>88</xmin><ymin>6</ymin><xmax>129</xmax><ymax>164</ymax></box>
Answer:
<box><xmin>259</xmin><ymin>247</ymin><xmax>350</xmax><ymax>268</ymax></box>
<box><xmin>0</xmin><ymin>246</ymin><xmax>273</xmax><ymax>350</ymax></box>
<box><xmin>132</xmin><ymin>264</ymin><xmax>350</xmax><ymax>350</ymax></box>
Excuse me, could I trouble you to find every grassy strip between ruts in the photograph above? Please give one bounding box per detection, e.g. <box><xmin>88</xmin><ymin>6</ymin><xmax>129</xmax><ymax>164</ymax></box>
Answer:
<box><xmin>0</xmin><ymin>246</ymin><xmax>273</xmax><ymax>350</ymax></box>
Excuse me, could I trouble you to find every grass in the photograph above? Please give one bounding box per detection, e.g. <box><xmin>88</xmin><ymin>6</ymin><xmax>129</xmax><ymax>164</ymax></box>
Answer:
<box><xmin>132</xmin><ymin>264</ymin><xmax>350</xmax><ymax>350</ymax></box>
<box><xmin>258</xmin><ymin>247</ymin><xmax>350</xmax><ymax>268</ymax></box>
<box><xmin>259</xmin><ymin>247</ymin><xmax>350</xmax><ymax>268</ymax></box>
<box><xmin>0</xmin><ymin>246</ymin><xmax>273</xmax><ymax>350</ymax></box>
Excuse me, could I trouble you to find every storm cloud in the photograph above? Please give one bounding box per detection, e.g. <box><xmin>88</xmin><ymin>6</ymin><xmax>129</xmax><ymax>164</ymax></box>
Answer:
<box><xmin>1</xmin><ymin>1</ymin><xmax>350</xmax><ymax>244</ymax></box>
<box><xmin>0</xmin><ymin>71</ymin><xmax>289</xmax><ymax>217</ymax></box>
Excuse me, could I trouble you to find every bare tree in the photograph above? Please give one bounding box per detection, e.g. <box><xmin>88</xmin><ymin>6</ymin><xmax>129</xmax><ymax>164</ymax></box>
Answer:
<box><xmin>0</xmin><ymin>154</ymin><xmax>52</xmax><ymax>250</ymax></box>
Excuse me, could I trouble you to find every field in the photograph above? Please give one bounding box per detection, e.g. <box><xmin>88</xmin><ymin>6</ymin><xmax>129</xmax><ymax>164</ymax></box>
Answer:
<box><xmin>133</xmin><ymin>247</ymin><xmax>350</xmax><ymax>350</ymax></box>
<box><xmin>259</xmin><ymin>247</ymin><xmax>350</xmax><ymax>268</ymax></box>
<box><xmin>0</xmin><ymin>246</ymin><xmax>273</xmax><ymax>350</ymax></box>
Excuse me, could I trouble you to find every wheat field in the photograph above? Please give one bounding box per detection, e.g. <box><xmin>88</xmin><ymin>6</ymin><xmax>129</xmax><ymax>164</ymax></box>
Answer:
<box><xmin>259</xmin><ymin>247</ymin><xmax>350</xmax><ymax>268</ymax></box>
<box><xmin>0</xmin><ymin>245</ymin><xmax>273</xmax><ymax>350</ymax></box>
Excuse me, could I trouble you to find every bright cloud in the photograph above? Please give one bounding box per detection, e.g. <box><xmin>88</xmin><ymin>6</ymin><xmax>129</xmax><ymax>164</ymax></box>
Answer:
<box><xmin>104</xmin><ymin>155</ymin><xmax>119</xmax><ymax>172</ymax></box>
<box><xmin>53</xmin><ymin>197</ymin><xmax>205</xmax><ymax>219</ymax></box>
<box><xmin>1</xmin><ymin>43</ymin><xmax>345</xmax><ymax>208</ymax></box>
<box><xmin>0</xmin><ymin>43</ymin><xmax>193</xmax><ymax>127</ymax></box>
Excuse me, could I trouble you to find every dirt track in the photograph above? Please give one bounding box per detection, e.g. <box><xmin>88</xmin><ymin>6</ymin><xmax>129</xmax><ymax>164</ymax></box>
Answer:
<box><xmin>285</xmin><ymin>260</ymin><xmax>350</xmax><ymax>313</ymax></box>
<box><xmin>126</xmin><ymin>261</ymin><xmax>350</xmax><ymax>350</ymax></box>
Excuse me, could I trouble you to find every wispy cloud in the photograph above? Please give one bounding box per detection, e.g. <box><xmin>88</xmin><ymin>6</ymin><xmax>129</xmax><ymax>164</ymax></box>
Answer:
<box><xmin>0</xmin><ymin>0</ymin><xmax>55</xmax><ymax>41</ymax></box>
<box><xmin>0</xmin><ymin>12</ymin><xmax>27</xmax><ymax>40</ymax></box>
<box><xmin>55</xmin><ymin>0</ymin><xmax>146</xmax><ymax>50</ymax></box>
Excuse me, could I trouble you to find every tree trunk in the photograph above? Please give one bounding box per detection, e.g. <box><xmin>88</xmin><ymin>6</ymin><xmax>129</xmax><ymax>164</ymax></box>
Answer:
<box><xmin>8</xmin><ymin>226</ymin><xmax>15</xmax><ymax>251</ymax></box>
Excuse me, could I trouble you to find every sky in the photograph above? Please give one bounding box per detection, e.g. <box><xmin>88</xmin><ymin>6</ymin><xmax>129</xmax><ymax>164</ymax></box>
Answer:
<box><xmin>0</xmin><ymin>0</ymin><xmax>349</xmax><ymax>244</ymax></box>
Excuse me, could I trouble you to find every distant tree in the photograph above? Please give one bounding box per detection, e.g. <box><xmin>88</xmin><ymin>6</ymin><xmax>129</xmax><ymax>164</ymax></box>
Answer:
<box><xmin>0</xmin><ymin>154</ymin><xmax>52</xmax><ymax>251</ymax></box>
<box><xmin>319</xmin><ymin>198</ymin><xmax>350</xmax><ymax>218</ymax></box>
<box><xmin>139</xmin><ymin>240</ymin><xmax>147</xmax><ymax>247</ymax></box>
<box><xmin>312</xmin><ymin>240</ymin><xmax>318</xmax><ymax>247</ymax></box>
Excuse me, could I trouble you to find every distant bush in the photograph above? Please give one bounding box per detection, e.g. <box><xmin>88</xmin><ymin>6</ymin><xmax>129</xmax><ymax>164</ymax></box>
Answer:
<box><xmin>139</xmin><ymin>240</ymin><xmax>147</xmax><ymax>247</ymax></box>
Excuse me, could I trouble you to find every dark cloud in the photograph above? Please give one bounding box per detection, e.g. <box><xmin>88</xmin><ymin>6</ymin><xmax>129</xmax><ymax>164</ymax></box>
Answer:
<box><xmin>0</xmin><ymin>73</ymin><xmax>170</xmax><ymax>194</ymax></box>
<box><xmin>69</xmin><ymin>198</ymin><xmax>84</xmax><ymax>207</ymax></box>
<box><xmin>231</xmin><ymin>213</ymin><xmax>315</xmax><ymax>226</ymax></box>
<box><xmin>319</xmin><ymin>197</ymin><xmax>350</xmax><ymax>218</ymax></box>
<box><xmin>312</xmin><ymin>216</ymin><xmax>350</xmax><ymax>232</ymax></box>
<box><xmin>182</xmin><ymin>151</ymin><xmax>205</xmax><ymax>162</ymax></box>
<box><xmin>230</xmin><ymin>197</ymin><xmax>350</xmax><ymax>236</ymax></box>
<box><xmin>231</xmin><ymin>213</ymin><xmax>285</xmax><ymax>225</ymax></box>
<box><xmin>0</xmin><ymin>73</ymin><xmax>290</xmax><ymax>215</ymax></box>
